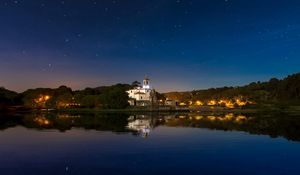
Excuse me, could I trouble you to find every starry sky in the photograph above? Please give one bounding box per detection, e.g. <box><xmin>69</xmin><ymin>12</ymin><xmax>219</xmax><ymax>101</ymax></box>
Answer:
<box><xmin>0</xmin><ymin>0</ymin><xmax>300</xmax><ymax>92</ymax></box>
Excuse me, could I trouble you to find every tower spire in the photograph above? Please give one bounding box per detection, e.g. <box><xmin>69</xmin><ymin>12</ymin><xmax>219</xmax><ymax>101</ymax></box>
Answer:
<box><xmin>143</xmin><ymin>75</ymin><xmax>150</xmax><ymax>89</ymax></box>
<box><xmin>144</xmin><ymin>74</ymin><xmax>149</xmax><ymax>80</ymax></box>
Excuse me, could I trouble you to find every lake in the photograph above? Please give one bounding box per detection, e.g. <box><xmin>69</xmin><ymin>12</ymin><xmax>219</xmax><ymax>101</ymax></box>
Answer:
<box><xmin>0</xmin><ymin>112</ymin><xmax>300</xmax><ymax>175</ymax></box>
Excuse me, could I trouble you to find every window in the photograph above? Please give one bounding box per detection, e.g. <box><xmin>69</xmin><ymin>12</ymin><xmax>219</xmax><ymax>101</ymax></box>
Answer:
<box><xmin>141</xmin><ymin>96</ymin><xmax>143</xmax><ymax>99</ymax></box>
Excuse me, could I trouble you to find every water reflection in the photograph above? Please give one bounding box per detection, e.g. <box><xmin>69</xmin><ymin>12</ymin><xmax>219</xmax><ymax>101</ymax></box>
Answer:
<box><xmin>127</xmin><ymin>115</ymin><xmax>156</xmax><ymax>137</ymax></box>
<box><xmin>1</xmin><ymin>112</ymin><xmax>300</xmax><ymax>141</ymax></box>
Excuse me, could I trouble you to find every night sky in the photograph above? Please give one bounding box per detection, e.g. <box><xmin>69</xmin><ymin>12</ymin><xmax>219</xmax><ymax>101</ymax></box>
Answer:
<box><xmin>1</xmin><ymin>0</ymin><xmax>300</xmax><ymax>92</ymax></box>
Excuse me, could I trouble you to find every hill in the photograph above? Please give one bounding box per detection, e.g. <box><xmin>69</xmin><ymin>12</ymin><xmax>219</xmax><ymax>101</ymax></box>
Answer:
<box><xmin>164</xmin><ymin>73</ymin><xmax>300</xmax><ymax>106</ymax></box>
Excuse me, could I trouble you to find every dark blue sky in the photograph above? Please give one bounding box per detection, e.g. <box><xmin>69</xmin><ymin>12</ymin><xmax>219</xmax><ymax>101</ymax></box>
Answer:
<box><xmin>0</xmin><ymin>0</ymin><xmax>300</xmax><ymax>92</ymax></box>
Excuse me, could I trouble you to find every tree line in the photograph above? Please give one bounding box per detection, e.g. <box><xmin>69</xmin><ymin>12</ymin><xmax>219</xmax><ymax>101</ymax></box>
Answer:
<box><xmin>164</xmin><ymin>72</ymin><xmax>300</xmax><ymax>106</ymax></box>
<box><xmin>0</xmin><ymin>84</ymin><xmax>131</xmax><ymax>110</ymax></box>
<box><xmin>1</xmin><ymin>72</ymin><xmax>300</xmax><ymax>110</ymax></box>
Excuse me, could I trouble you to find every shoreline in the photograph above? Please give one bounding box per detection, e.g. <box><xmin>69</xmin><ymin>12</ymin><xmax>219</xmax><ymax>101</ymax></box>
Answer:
<box><xmin>2</xmin><ymin>105</ymin><xmax>300</xmax><ymax>115</ymax></box>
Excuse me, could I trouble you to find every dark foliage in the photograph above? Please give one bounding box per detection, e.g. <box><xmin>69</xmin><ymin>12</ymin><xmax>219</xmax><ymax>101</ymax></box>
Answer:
<box><xmin>2</xmin><ymin>73</ymin><xmax>300</xmax><ymax>109</ymax></box>
<box><xmin>0</xmin><ymin>87</ymin><xmax>19</xmax><ymax>110</ymax></box>
<box><xmin>164</xmin><ymin>73</ymin><xmax>300</xmax><ymax>105</ymax></box>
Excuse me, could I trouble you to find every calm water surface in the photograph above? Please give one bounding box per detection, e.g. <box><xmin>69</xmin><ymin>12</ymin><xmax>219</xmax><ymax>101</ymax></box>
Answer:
<box><xmin>0</xmin><ymin>112</ymin><xmax>300</xmax><ymax>175</ymax></box>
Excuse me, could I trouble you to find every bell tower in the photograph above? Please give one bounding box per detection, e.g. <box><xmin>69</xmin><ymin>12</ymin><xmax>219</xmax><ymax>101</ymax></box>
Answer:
<box><xmin>143</xmin><ymin>76</ymin><xmax>150</xmax><ymax>89</ymax></box>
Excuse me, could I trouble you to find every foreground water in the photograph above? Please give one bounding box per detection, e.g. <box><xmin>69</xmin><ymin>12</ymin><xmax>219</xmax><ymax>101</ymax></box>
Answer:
<box><xmin>0</xmin><ymin>112</ymin><xmax>300</xmax><ymax>175</ymax></box>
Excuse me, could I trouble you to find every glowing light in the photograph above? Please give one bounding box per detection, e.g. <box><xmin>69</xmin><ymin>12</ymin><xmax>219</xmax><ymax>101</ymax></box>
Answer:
<box><xmin>44</xmin><ymin>120</ymin><xmax>50</xmax><ymax>125</ymax></box>
<box><xmin>208</xmin><ymin>100</ymin><xmax>217</xmax><ymax>106</ymax></box>
<box><xmin>225</xmin><ymin>101</ymin><xmax>234</xmax><ymax>108</ymax></box>
<box><xmin>204</xmin><ymin>98</ymin><xmax>255</xmax><ymax>108</ymax></box>
<box><xmin>235</xmin><ymin>115</ymin><xmax>247</xmax><ymax>122</ymax></box>
<box><xmin>143</xmin><ymin>85</ymin><xmax>150</xmax><ymax>89</ymax></box>
<box><xmin>195</xmin><ymin>116</ymin><xmax>203</xmax><ymax>120</ymax></box>
<box><xmin>207</xmin><ymin>116</ymin><xmax>216</xmax><ymax>121</ymax></box>
<box><xmin>179</xmin><ymin>115</ymin><xmax>186</xmax><ymax>119</ymax></box>
<box><xmin>34</xmin><ymin>95</ymin><xmax>51</xmax><ymax>107</ymax></box>
<box><xmin>179</xmin><ymin>102</ymin><xmax>186</xmax><ymax>106</ymax></box>
<box><xmin>224</xmin><ymin>113</ymin><xmax>234</xmax><ymax>120</ymax></box>
<box><xmin>34</xmin><ymin>116</ymin><xmax>50</xmax><ymax>125</ymax></box>
<box><xmin>195</xmin><ymin>100</ymin><xmax>204</xmax><ymax>106</ymax></box>
<box><xmin>236</xmin><ymin>99</ymin><xmax>246</xmax><ymax>106</ymax></box>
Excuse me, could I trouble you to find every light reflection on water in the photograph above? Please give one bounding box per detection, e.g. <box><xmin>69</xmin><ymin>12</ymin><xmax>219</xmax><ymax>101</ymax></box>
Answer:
<box><xmin>0</xmin><ymin>112</ymin><xmax>300</xmax><ymax>175</ymax></box>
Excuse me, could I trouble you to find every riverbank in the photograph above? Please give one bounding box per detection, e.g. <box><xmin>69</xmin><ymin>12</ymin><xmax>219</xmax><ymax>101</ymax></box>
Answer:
<box><xmin>2</xmin><ymin>105</ymin><xmax>300</xmax><ymax>115</ymax></box>
<box><xmin>44</xmin><ymin>105</ymin><xmax>300</xmax><ymax>115</ymax></box>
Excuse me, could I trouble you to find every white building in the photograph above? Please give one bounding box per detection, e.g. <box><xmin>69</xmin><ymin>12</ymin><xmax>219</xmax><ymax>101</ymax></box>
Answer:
<box><xmin>127</xmin><ymin>77</ymin><xmax>157</xmax><ymax>106</ymax></box>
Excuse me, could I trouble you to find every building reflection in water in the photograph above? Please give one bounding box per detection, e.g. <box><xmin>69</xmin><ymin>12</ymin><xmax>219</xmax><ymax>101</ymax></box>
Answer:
<box><xmin>1</xmin><ymin>112</ymin><xmax>300</xmax><ymax>142</ymax></box>
<box><xmin>33</xmin><ymin>115</ymin><xmax>51</xmax><ymax>126</ymax></box>
<box><xmin>127</xmin><ymin>115</ymin><xmax>154</xmax><ymax>138</ymax></box>
<box><xmin>126</xmin><ymin>113</ymin><xmax>250</xmax><ymax>137</ymax></box>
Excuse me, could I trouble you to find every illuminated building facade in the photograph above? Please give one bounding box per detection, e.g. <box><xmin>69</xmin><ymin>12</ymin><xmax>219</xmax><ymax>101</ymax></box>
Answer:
<box><xmin>127</xmin><ymin>76</ymin><xmax>157</xmax><ymax>106</ymax></box>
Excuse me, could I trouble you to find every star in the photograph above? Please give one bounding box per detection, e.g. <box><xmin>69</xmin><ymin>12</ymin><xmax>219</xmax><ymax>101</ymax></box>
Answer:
<box><xmin>1</xmin><ymin>0</ymin><xmax>300</xmax><ymax>93</ymax></box>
